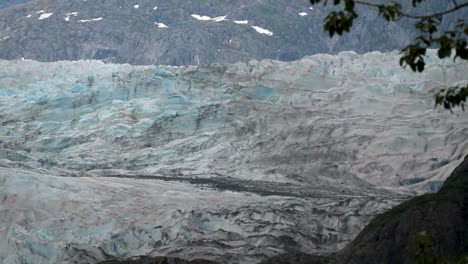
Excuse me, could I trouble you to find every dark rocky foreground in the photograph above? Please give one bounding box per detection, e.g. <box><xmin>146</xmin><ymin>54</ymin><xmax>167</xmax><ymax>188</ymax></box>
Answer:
<box><xmin>98</xmin><ymin>155</ymin><xmax>468</xmax><ymax>264</ymax></box>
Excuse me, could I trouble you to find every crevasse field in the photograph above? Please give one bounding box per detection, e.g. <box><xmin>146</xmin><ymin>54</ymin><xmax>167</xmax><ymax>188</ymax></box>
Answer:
<box><xmin>0</xmin><ymin>50</ymin><xmax>467</xmax><ymax>264</ymax></box>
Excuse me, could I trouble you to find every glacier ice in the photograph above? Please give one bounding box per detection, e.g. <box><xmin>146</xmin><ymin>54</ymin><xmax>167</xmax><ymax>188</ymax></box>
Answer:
<box><xmin>0</xmin><ymin>50</ymin><xmax>467</xmax><ymax>263</ymax></box>
<box><xmin>0</xmin><ymin>168</ymin><xmax>398</xmax><ymax>264</ymax></box>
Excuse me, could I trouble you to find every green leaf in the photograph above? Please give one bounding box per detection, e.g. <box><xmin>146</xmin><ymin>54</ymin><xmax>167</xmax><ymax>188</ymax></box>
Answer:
<box><xmin>454</xmin><ymin>40</ymin><xmax>468</xmax><ymax>60</ymax></box>
<box><xmin>434</xmin><ymin>85</ymin><xmax>468</xmax><ymax>112</ymax></box>
<box><xmin>416</xmin><ymin>60</ymin><xmax>425</xmax><ymax>72</ymax></box>
<box><xmin>412</xmin><ymin>0</ymin><xmax>425</xmax><ymax>7</ymax></box>
<box><xmin>344</xmin><ymin>0</ymin><xmax>355</xmax><ymax>12</ymax></box>
<box><xmin>437</xmin><ymin>35</ymin><xmax>452</xmax><ymax>59</ymax></box>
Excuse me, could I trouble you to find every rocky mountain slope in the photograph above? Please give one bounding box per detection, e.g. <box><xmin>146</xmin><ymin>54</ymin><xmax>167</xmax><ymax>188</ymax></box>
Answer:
<box><xmin>0</xmin><ymin>0</ymin><xmax>464</xmax><ymax>65</ymax></box>
<box><xmin>0</xmin><ymin>0</ymin><xmax>28</xmax><ymax>9</ymax></box>
<box><xmin>1</xmin><ymin>50</ymin><xmax>467</xmax><ymax>264</ymax></box>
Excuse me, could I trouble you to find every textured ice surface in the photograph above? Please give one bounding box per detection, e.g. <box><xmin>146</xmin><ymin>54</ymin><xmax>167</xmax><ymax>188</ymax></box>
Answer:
<box><xmin>0</xmin><ymin>168</ymin><xmax>397</xmax><ymax>264</ymax></box>
<box><xmin>0</xmin><ymin>50</ymin><xmax>467</xmax><ymax>263</ymax></box>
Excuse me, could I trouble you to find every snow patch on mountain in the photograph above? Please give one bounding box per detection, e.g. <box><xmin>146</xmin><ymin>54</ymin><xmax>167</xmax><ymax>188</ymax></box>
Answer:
<box><xmin>64</xmin><ymin>12</ymin><xmax>78</xmax><ymax>21</ymax></box>
<box><xmin>78</xmin><ymin>17</ymin><xmax>103</xmax><ymax>22</ymax></box>
<box><xmin>251</xmin><ymin>25</ymin><xmax>273</xmax><ymax>36</ymax></box>
<box><xmin>155</xmin><ymin>22</ymin><xmax>168</xmax><ymax>28</ymax></box>
<box><xmin>234</xmin><ymin>20</ymin><xmax>248</xmax><ymax>24</ymax></box>
<box><xmin>212</xmin><ymin>15</ymin><xmax>227</xmax><ymax>22</ymax></box>
<box><xmin>38</xmin><ymin>12</ymin><xmax>53</xmax><ymax>19</ymax></box>
<box><xmin>191</xmin><ymin>14</ymin><xmax>227</xmax><ymax>22</ymax></box>
<box><xmin>191</xmin><ymin>14</ymin><xmax>213</xmax><ymax>21</ymax></box>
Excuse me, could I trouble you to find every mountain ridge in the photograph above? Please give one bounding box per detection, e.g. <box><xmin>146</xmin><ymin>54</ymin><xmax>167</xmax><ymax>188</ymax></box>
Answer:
<box><xmin>0</xmin><ymin>0</ymin><xmax>465</xmax><ymax>65</ymax></box>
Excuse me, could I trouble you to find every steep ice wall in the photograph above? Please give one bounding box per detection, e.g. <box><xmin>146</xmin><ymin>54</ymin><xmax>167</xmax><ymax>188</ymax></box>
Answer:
<box><xmin>0</xmin><ymin>50</ymin><xmax>467</xmax><ymax>263</ymax></box>
<box><xmin>0</xmin><ymin>50</ymin><xmax>466</xmax><ymax>192</ymax></box>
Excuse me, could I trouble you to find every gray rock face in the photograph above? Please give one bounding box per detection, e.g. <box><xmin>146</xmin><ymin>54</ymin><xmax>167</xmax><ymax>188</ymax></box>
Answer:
<box><xmin>0</xmin><ymin>0</ymin><xmax>464</xmax><ymax>65</ymax></box>
<box><xmin>0</xmin><ymin>0</ymin><xmax>28</xmax><ymax>10</ymax></box>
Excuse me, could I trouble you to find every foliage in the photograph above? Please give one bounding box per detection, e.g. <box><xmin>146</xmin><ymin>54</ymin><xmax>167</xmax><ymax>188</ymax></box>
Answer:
<box><xmin>309</xmin><ymin>0</ymin><xmax>468</xmax><ymax>111</ymax></box>
<box><xmin>435</xmin><ymin>85</ymin><xmax>468</xmax><ymax>112</ymax></box>
<box><xmin>415</xmin><ymin>231</ymin><xmax>468</xmax><ymax>264</ymax></box>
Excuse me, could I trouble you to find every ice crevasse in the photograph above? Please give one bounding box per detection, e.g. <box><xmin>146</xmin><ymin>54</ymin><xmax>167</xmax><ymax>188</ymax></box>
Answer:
<box><xmin>0</xmin><ymin>50</ymin><xmax>467</xmax><ymax>263</ymax></box>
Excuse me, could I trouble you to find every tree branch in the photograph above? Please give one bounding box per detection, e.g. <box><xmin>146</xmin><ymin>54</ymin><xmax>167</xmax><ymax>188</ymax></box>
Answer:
<box><xmin>354</xmin><ymin>0</ymin><xmax>468</xmax><ymax>19</ymax></box>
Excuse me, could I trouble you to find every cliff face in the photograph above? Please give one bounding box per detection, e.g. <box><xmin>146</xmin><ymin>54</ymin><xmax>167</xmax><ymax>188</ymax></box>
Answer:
<box><xmin>0</xmin><ymin>0</ymin><xmax>463</xmax><ymax>65</ymax></box>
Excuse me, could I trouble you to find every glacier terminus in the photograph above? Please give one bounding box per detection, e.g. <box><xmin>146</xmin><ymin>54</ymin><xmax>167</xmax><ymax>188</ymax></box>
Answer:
<box><xmin>0</xmin><ymin>50</ymin><xmax>467</xmax><ymax>263</ymax></box>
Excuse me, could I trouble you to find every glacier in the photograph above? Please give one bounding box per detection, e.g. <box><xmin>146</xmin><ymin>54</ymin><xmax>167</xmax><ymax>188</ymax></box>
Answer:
<box><xmin>0</xmin><ymin>50</ymin><xmax>467</xmax><ymax>263</ymax></box>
